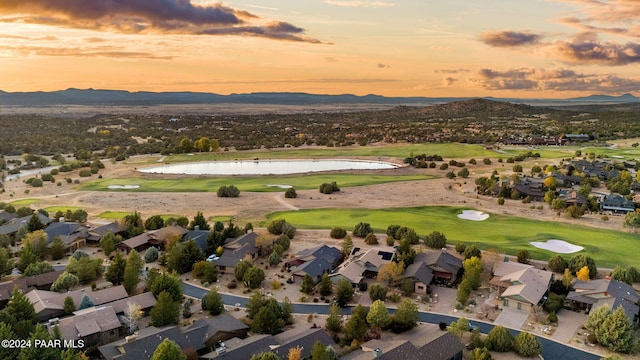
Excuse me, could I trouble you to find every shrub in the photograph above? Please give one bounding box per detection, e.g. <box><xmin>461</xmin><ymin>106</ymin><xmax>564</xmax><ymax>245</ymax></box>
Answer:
<box><xmin>548</xmin><ymin>312</ymin><xmax>558</xmax><ymax>323</ymax></box>
<box><xmin>455</xmin><ymin>243</ymin><xmax>466</xmax><ymax>254</ymax></box>
<box><xmin>284</xmin><ymin>187</ymin><xmax>297</xmax><ymax>198</ymax></box>
<box><xmin>498</xmin><ymin>197</ymin><xmax>505</xmax><ymax>205</ymax></box>
<box><xmin>144</xmin><ymin>247</ymin><xmax>159</xmax><ymax>263</ymax></box>
<box><xmin>352</xmin><ymin>222</ymin><xmax>373</xmax><ymax>238</ymax></box>
<box><xmin>386</xmin><ymin>236</ymin><xmax>395</xmax><ymax>246</ymax></box>
<box><xmin>330</xmin><ymin>227</ymin><xmax>347</xmax><ymax>239</ymax></box>
<box><xmin>424</xmin><ymin>231</ymin><xmax>447</xmax><ymax>249</ymax></box>
<box><xmin>364</xmin><ymin>233</ymin><xmax>378</xmax><ymax>245</ymax></box>
<box><xmin>319</xmin><ymin>182</ymin><xmax>340</xmax><ymax>194</ymax></box>
<box><xmin>439</xmin><ymin>163</ymin><xmax>449</xmax><ymax>170</ymax></box>
<box><xmin>28</xmin><ymin>178</ymin><xmax>43</xmax><ymax>187</ymax></box>
<box><xmin>217</xmin><ymin>185</ymin><xmax>240</xmax><ymax>197</ymax></box>
<box><xmin>78</xmin><ymin>169</ymin><xmax>92</xmax><ymax>177</ymax></box>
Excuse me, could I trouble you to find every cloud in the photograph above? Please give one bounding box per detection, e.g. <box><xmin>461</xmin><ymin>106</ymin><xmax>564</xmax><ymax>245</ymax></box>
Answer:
<box><xmin>472</xmin><ymin>66</ymin><xmax>640</xmax><ymax>93</ymax></box>
<box><xmin>443</xmin><ymin>77</ymin><xmax>458</xmax><ymax>86</ymax></box>
<box><xmin>478</xmin><ymin>30</ymin><xmax>542</xmax><ymax>47</ymax></box>
<box><xmin>0</xmin><ymin>0</ymin><xmax>321</xmax><ymax>43</ymax></box>
<box><xmin>323</xmin><ymin>1</ymin><xmax>396</xmax><ymax>8</ymax></box>
<box><xmin>434</xmin><ymin>68</ymin><xmax>470</xmax><ymax>74</ymax></box>
<box><xmin>553</xmin><ymin>0</ymin><xmax>640</xmax><ymax>38</ymax></box>
<box><xmin>0</xmin><ymin>44</ymin><xmax>172</xmax><ymax>59</ymax></box>
<box><xmin>377</xmin><ymin>63</ymin><xmax>390</xmax><ymax>68</ymax></box>
<box><xmin>553</xmin><ymin>39</ymin><xmax>640</xmax><ymax>65</ymax></box>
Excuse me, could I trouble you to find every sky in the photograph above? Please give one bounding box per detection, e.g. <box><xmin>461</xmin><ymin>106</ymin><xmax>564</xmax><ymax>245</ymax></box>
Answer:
<box><xmin>1</xmin><ymin>0</ymin><xmax>640</xmax><ymax>98</ymax></box>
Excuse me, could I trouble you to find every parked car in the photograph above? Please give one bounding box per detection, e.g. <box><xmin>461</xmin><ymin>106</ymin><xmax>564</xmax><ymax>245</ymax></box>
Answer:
<box><xmin>207</xmin><ymin>254</ymin><xmax>220</xmax><ymax>262</ymax></box>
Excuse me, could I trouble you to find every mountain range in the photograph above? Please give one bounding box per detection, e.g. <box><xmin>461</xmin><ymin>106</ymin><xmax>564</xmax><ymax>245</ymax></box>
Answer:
<box><xmin>0</xmin><ymin>88</ymin><xmax>637</xmax><ymax>107</ymax></box>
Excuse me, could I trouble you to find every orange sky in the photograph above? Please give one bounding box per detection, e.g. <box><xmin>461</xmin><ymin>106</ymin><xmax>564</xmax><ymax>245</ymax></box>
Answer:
<box><xmin>1</xmin><ymin>0</ymin><xmax>640</xmax><ymax>97</ymax></box>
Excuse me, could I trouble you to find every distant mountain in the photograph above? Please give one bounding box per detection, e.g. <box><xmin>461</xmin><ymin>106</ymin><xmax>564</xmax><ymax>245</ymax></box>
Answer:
<box><xmin>0</xmin><ymin>88</ymin><xmax>637</xmax><ymax>107</ymax></box>
<box><xmin>566</xmin><ymin>93</ymin><xmax>639</xmax><ymax>102</ymax></box>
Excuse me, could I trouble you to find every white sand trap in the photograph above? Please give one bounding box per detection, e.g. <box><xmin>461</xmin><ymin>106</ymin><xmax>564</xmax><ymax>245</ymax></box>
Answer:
<box><xmin>457</xmin><ymin>210</ymin><xmax>489</xmax><ymax>221</ymax></box>
<box><xmin>266</xmin><ymin>184</ymin><xmax>293</xmax><ymax>189</ymax></box>
<box><xmin>107</xmin><ymin>185</ymin><xmax>140</xmax><ymax>189</ymax></box>
<box><xmin>530</xmin><ymin>239</ymin><xmax>583</xmax><ymax>254</ymax></box>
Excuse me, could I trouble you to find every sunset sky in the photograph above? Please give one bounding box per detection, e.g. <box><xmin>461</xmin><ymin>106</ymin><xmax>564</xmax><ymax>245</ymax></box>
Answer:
<box><xmin>1</xmin><ymin>0</ymin><xmax>640</xmax><ymax>97</ymax></box>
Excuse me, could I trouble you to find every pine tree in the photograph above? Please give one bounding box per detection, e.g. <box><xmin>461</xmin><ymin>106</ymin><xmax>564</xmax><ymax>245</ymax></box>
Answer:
<box><xmin>0</xmin><ymin>288</ymin><xmax>35</xmax><ymax>339</ymax></box>
<box><xmin>485</xmin><ymin>325</ymin><xmax>514</xmax><ymax>352</ymax></box>
<box><xmin>63</xmin><ymin>296</ymin><xmax>75</xmax><ymax>315</ymax></box>
<box><xmin>367</xmin><ymin>300</ymin><xmax>391</xmax><ymax>333</ymax></box>
<box><xmin>595</xmin><ymin>306</ymin><xmax>637</xmax><ymax>353</ymax></box>
<box><xmin>392</xmin><ymin>298</ymin><xmax>419</xmax><ymax>332</ymax></box>
<box><xmin>514</xmin><ymin>331</ymin><xmax>541</xmax><ymax>357</ymax></box>
<box><xmin>106</xmin><ymin>252</ymin><xmax>126</xmax><ymax>285</ymax></box>
<box><xmin>123</xmin><ymin>249</ymin><xmax>143</xmax><ymax>294</ymax></box>
<box><xmin>150</xmin><ymin>338</ymin><xmax>186</xmax><ymax>360</ymax></box>
<box><xmin>79</xmin><ymin>294</ymin><xmax>94</xmax><ymax>309</ymax></box>
<box><xmin>0</xmin><ymin>322</ymin><xmax>17</xmax><ymax>360</ymax></box>
<box><xmin>202</xmin><ymin>288</ymin><xmax>224</xmax><ymax>316</ymax></box>
<box><xmin>301</xmin><ymin>274</ymin><xmax>315</xmax><ymax>294</ymax></box>
<box><xmin>150</xmin><ymin>291</ymin><xmax>179</xmax><ymax>327</ymax></box>
<box><xmin>319</xmin><ymin>273</ymin><xmax>333</xmax><ymax>296</ymax></box>
<box><xmin>325</xmin><ymin>304</ymin><xmax>343</xmax><ymax>333</ymax></box>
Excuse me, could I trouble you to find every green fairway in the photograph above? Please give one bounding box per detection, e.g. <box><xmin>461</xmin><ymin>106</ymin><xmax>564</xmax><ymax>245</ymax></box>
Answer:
<box><xmin>264</xmin><ymin>206</ymin><xmax>639</xmax><ymax>268</ymax></box>
<box><xmin>79</xmin><ymin>173</ymin><xmax>433</xmax><ymax>193</ymax></box>
<box><xmin>97</xmin><ymin>211</ymin><xmax>133</xmax><ymax>220</ymax></box>
<box><xmin>44</xmin><ymin>206</ymin><xmax>83</xmax><ymax>213</ymax></box>
<box><xmin>8</xmin><ymin>199</ymin><xmax>40</xmax><ymax>206</ymax></box>
<box><xmin>162</xmin><ymin>143</ymin><xmax>497</xmax><ymax>163</ymax></box>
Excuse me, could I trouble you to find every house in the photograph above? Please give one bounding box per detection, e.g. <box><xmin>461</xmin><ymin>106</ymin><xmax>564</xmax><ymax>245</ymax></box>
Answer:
<box><xmin>511</xmin><ymin>177</ymin><xmax>546</xmax><ymax>202</ymax></box>
<box><xmin>27</xmin><ymin>285</ymin><xmax>129</xmax><ymax>321</ymax></box>
<box><xmin>330</xmin><ymin>248</ymin><xmax>395</xmax><ymax>286</ymax></box>
<box><xmin>272</xmin><ymin>328</ymin><xmax>335</xmax><ymax>360</ymax></box>
<box><xmin>558</xmin><ymin>189</ymin><xmax>588</xmax><ymax>207</ymax></box>
<box><xmin>117</xmin><ymin>225</ymin><xmax>188</xmax><ymax>254</ymax></box>
<box><xmin>200</xmin><ymin>334</ymin><xmax>278</xmax><ymax>359</ymax></box>
<box><xmin>343</xmin><ymin>323</ymin><xmax>464</xmax><ymax>360</ymax></box>
<box><xmin>417</xmin><ymin>250</ymin><xmax>463</xmax><ymax>286</ymax></box>
<box><xmin>52</xmin><ymin>305</ymin><xmax>122</xmax><ymax>350</ymax></box>
<box><xmin>567</xmin><ymin>279</ymin><xmax>640</xmax><ymax>325</ymax></box>
<box><xmin>86</xmin><ymin>222</ymin><xmax>128</xmax><ymax>245</ymax></box>
<box><xmin>285</xmin><ymin>244</ymin><xmax>341</xmax><ymax>281</ymax></box>
<box><xmin>106</xmin><ymin>292</ymin><xmax>157</xmax><ymax>316</ymax></box>
<box><xmin>187</xmin><ymin>314</ymin><xmax>249</xmax><ymax>350</ymax></box>
<box><xmin>401</xmin><ymin>262</ymin><xmax>433</xmax><ymax>295</ymax></box>
<box><xmin>182</xmin><ymin>228</ymin><xmax>211</xmax><ymax>253</ymax></box>
<box><xmin>490</xmin><ymin>261</ymin><xmax>553</xmax><ymax>312</ymax></box>
<box><xmin>0</xmin><ymin>269</ymin><xmax>63</xmax><ymax>306</ymax></box>
<box><xmin>44</xmin><ymin>221</ymin><xmax>89</xmax><ymax>253</ymax></box>
<box><xmin>210</xmin><ymin>232</ymin><xmax>258</xmax><ymax>271</ymax></box>
<box><xmin>0</xmin><ymin>213</ymin><xmax>51</xmax><ymax>240</ymax></box>
<box><xmin>600</xmin><ymin>194</ymin><xmax>635</xmax><ymax>214</ymax></box>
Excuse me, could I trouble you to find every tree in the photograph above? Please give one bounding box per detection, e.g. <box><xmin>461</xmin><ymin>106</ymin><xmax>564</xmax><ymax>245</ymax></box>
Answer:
<box><xmin>325</xmin><ymin>304</ymin><xmax>343</xmax><ymax>333</ymax></box>
<box><xmin>352</xmin><ymin>222</ymin><xmax>373</xmax><ymax>238</ymax></box>
<box><xmin>544</xmin><ymin>293</ymin><xmax>565</xmax><ymax>313</ymax></box>
<box><xmin>548</xmin><ymin>255</ymin><xmax>568</xmax><ymax>273</ymax></box>
<box><xmin>463</xmin><ymin>256</ymin><xmax>483</xmax><ymax>290</ymax></box>
<box><xmin>106</xmin><ymin>251</ymin><xmax>126</xmax><ymax>285</ymax></box>
<box><xmin>192</xmin><ymin>260</ymin><xmax>218</xmax><ymax>283</ymax></box>
<box><xmin>457</xmin><ymin>279</ymin><xmax>472</xmax><ymax>305</ymax></box>
<box><xmin>145</xmin><ymin>215</ymin><xmax>165</xmax><ymax>230</ymax></box>
<box><xmin>485</xmin><ymin>325</ymin><xmax>514</xmax><ymax>352</ymax></box>
<box><xmin>623</xmin><ymin>211</ymin><xmax>640</xmax><ymax>232</ymax></box>
<box><xmin>0</xmin><ymin>322</ymin><xmax>16</xmax><ymax>360</ymax></box>
<box><xmin>391</xmin><ymin>298</ymin><xmax>419</xmax><ymax>332</ymax></box>
<box><xmin>377</xmin><ymin>261</ymin><xmax>404</xmax><ymax>285</ymax></box>
<box><xmin>424</xmin><ymin>231</ymin><xmax>447</xmax><ymax>249</ymax></box>
<box><xmin>595</xmin><ymin>306</ymin><xmax>636</xmax><ymax>353</ymax></box>
<box><xmin>268</xmin><ymin>251</ymin><xmax>281</xmax><ymax>266</ymax></box>
<box><xmin>22</xmin><ymin>230</ymin><xmax>48</xmax><ymax>259</ymax></box>
<box><xmin>50</xmin><ymin>237</ymin><xmax>67</xmax><ymax>260</ymax></box>
<box><xmin>569</xmin><ymin>254</ymin><xmax>597</xmax><ymax>279</ymax></box>
<box><xmin>458</xmin><ymin>167</ymin><xmax>470</xmax><ymax>178</ymax></box>
<box><xmin>284</xmin><ymin>187</ymin><xmax>297</xmax><ymax>199</ymax></box>
<box><xmin>341</xmin><ymin>235</ymin><xmax>353</xmax><ymax>256</ymax></box>
<box><xmin>189</xmin><ymin>211</ymin><xmax>210</xmax><ymax>230</ymax></box>
<box><xmin>250</xmin><ymin>352</ymin><xmax>279</xmax><ymax>360</ymax></box>
<box><xmin>151</xmin><ymin>338</ymin><xmax>187</xmax><ymax>360</ymax></box>
<box><xmin>396</xmin><ymin>238</ymin><xmax>416</xmax><ymax>266</ymax></box>
<box><xmin>78</xmin><ymin>294</ymin><xmax>94</xmax><ymax>309</ymax></box>
<box><xmin>251</xmin><ymin>298</ymin><xmax>285</xmax><ymax>334</ymax></box>
<box><xmin>16</xmin><ymin>246</ymin><xmax>38</xmax><ymax>273</ymax></box>
<box><xmin>235</xmin><ymin>260</ymin><xmax>252</xmax><ymax>281</ymax></box>
<box><xmin>288</xmin><ymin>346</ymin><xmax>302</xmax><ymax>360</ymax></box>
<box><xmin>26</xmin><ymin>213</ymin><xmax>45</xmax><ymax>232</ymax></box>
<box><xmin>335</xmin><ymin>279</ymin><xmax>354</xmax><ymax>307</ymax></box>
<box><xmin>516</xmin><ymin>249</ymin><xmax>530</xmax><ymax>264</ymax></box>
<box><xmin>514</xmin><ymin>331</ymin><xmax>541</xmax><ymax>357</ymax></box>
<box><xmin>562</xmin><ymin>268</ymin><xmax>573</xmax><ymax>289</ymax></box>
<box><xmin>577</xmin><ymin>265</ymin><xmax>590</xmax><ymax>281</ymax></box>
<box><xmin>167</xmin><ymin>240</ymin><xmax>205</xmax><ymax>274</ymax></box>
<box><xmin>23</xmin><ymin>261</ymin><xmax>54</xmax><ymax>277</ymax></box>
<box><xmin>123</xmin><ymin>249</ymin><xmax>143</xmax><ymax>294</ymax></box>
<box><xmin>551</xmin><ymin>198</ymin><xmax>567</xmax><ymax>211</ymax></box>
<box><xmin>464</xmin><ymin>244</ymin><xmax>481</xmax><ymax>259</ymax></box>
<box><xmin>147</xmin><ymin>270</ymin><xmax>183</xmax><ymax>302</ymax></box>
<box><xmin>51</xmin><ymin>271</ymin><xmax>79</xmax><ymax>292</ymax></box>
<box><xmin>368</xmin><ymin>283</ymin><xmax>387</xmax><ymax>302</ymax></box>
<box><xmin>123</xmin><ymin>211</ymin><xmax>144</xmax><ymax>238</ymax></box>
<box><xmin>66</xmin><ymin>256</ymin><xmax>103</xmax><ymax>283</ymax></box>
<box><xmin>448</xmin><ymin>317</ymin><xmax>469</xmax><ymax>338</ymax></box>
<box><xmin>100</xmin><ymin>233</ymin><xmax>117</xmax><ymax>256</ymax></box>
<box><xmin>243</xmin><ymin>266</ymin><xmax>265</xmax><ymax>289</ymax></box>
<box><xmin>63</xmin><ymin>296</ymin><xmax>75</xmax><ymax>315</ymax></box>
<box><xmin>311</xmin><ymin>341</ymin><xmax>333</xmax><ymax>360</ymax></box>
<box><xmin>150</xmin><ymin>291</ymin><xmax>179</xmax><ymax>327</ymax></box>
<box><xmin>0</xmin><ymin>288</ymin><xmax>35</xmax><ymax>339</ymax></box>
<box><xmin>217</xmin><ymin>185</ymin><xmax>240</xmax><ymax>197</ymax></box>
<box><xmin>18</xmin><ymin>324</ymin><xmax>60</xmax><ymax>360</ymax></box>
<box><xmin>319</xmin><ymin>273</ymin><xmax>333</xmax><ymax>296</ymax></box>
<box><xmin>342</xmin><ymin>305</ymin><xmax>368</xmax><ymax>345</ymax></box>
<box><xmin>364</xmin><ymin>233</ymin><xmax>378</xmax><ymax>245</ymax></box>
<box><xmin>330</xmin><ymin>227</ymin><xmax>347</xmax><ymax>239</ymax></box>
<box><xmin>124</xmin><ymin>302</ymin><xmax>142</xmax><ymax>334</ymax></box>
<box><xmin>468</xmin><ymin>347</ymin><xmax>492</xmax><ymax>360</ymax></box>
<box><xmin>202</xmin><ymin>288</ymin><xmax>224</xmax><ymax>316</ymax></box>
<box><xmin>544</xmin><ymin>190</ymin><xmax>555</xmax><ymax>203</ymax></box>
<box><xmin>144</xmin><ymin>246</ymin><xmax>159</xmax><ymax>263</ymax></box>
<box><xmin>367</xmin><ymin>300</ymin><xmax>391</xmax><ymax>332</ymax></box>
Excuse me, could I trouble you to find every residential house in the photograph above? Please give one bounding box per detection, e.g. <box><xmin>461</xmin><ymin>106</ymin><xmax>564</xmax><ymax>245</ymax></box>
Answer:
<box><xmin>44</xmin><ymin>221</ymin><xmax>89</xmax><ymax>253</ymax></box>
<box><xmin>0</xmin><ymin>211</ymin><xmax>16</xmax><ymax>224</ymax></box>
<box><xmin>558</xmin><ymin>189</ymin><xmax>588</xmax><ymax>207</ymax></box>
<box><xmin>511</xmin><ymin>177</ymin><xmax>547</xmax><ymax>202</ymax></box>
<box><xmin>117</xmin><ymin>225</ymin><xmax>188</xmax><ymax>254</ymax></box>
<box><xmin>285</xmin><ymin>244</ymin><xmax>341</xmax><ymax>281</ymax></box>
<box><xmin>210</xmin><ymin>232</ymin><xmax>258</xmax><ymax>271</ymax></box>
<box><xmin>27</xmin><ymin>285</ymin><xmax>129</xmax><ymax>321</ymax></box>
<box><xmin>343</xmin><ymin>323</ymin><xmax>464</xmax><ymax>360</ymax></box>
<box><xmin>401</xmin><ymin>261</ymin><xmax>433</xmax><ymax>295</ymax></box>
<box><xmin>86</xmin><ymin>222</ymin><xmax>128</xmax><ymax>245</ymax></box>
<box><xmin>52</xmin><ymin>305</ymin><xmax>122</xmax><ymax>350</ymax></box>
<box><xmin>0</xmin><ymin>213</ymin><xmax>51</xmax><ymax>240</ymax></box>
<box><xmin>330</xmin><ymin>248</ymin><xmax>395</xmax><ymax>287</ymax></box>
<box><xmin>200</xmin><ymin>335</ymin><xmax>278</xmax><ymax>360</ymax></box>
<box><xmin>182</xmin><ymin>228</ymin><xmax>211</xmax><ymax>253</ymax></box>
<box><xmin>413</xmin><ymin>250</ymin><xmax>463</xmax><ymax>286</ymax></box>
<box><xmin>272</xmin><ymin>328</ymin><xmax>336</xmax><ymax>360</ymax></box>
<box><xmin>567</xmin><ymin>279</ymin><xmax>640</xmax><ymax>325</ymax></box>
<box><xmin>490</xmin><ymin>261</ymin><xmax>553</xmax><ymax>312</ymax></box>
<box><xmin>106</xmin><ymin>292</ymin><xmax>157</xmax><ymax>316</ymax></box>
<box><xmin>0</xmin><ymin>270</ymin><xmax>63</xmax><ymax>306</ymax></box>
<box><xmin>600</xmin><ymin>194</ymin><xmax>635</xmax><ymax>214</ymax></box>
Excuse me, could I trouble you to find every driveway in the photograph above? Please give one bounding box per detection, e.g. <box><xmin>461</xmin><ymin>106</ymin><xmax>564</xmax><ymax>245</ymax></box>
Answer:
<box><xmin>493</xmin><ymin>307</ymin><xmax>529</xmax><ymax>329</ymax></box>
<box><xmin>553</xmin><ymin>309</ymin><xmax>587</xmax><ymax>343</ymax></box>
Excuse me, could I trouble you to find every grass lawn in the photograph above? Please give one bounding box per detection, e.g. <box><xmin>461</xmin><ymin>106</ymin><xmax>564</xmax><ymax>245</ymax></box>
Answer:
<box><xmin>44</xmin><ymin>206</ymin><xmax>83</xmax><ymax>214</ymax></box>
<box><xmin>8</xmin><ymin>199</ymin><xmax>40</xmax><ymax>206</ymax></box>
<box><xmin>210</xmin><ymin>215</ymin><xmax>233</xmax><ymax>223</ymax></box>
<box><xmin>97</xmin><ymin>211</ymin><xmax>134</xmax><ymax>220</ymax></box>
<box><xmin>264</xmin><ymin>206</ymin><xmax>637</xmax><ymax>268</ymax></box>
<box><xmin>162</xmin><ymin>143</ymin><xmax>497</xmax><ymax>163</ymax></box>
<box><xmin>79</xmin><ymin>174</ymin><xmax>433</xmax><ymax>193</ymax></box>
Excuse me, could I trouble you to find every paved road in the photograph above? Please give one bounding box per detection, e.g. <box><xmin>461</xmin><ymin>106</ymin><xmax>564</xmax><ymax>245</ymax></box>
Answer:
<box><xmin>182</xmin><ymin>282</ymin><xmax>600</xmax><ymax>360</ymax></box>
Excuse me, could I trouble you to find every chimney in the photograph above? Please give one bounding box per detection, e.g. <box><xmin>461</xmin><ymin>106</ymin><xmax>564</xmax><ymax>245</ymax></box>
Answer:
<box><xmin>195</xmin><ymin>225</ymin><xmax>200</xmax><ymax>231</ymax></box>
<box><xmin>59</xmin><ymin>217</ymin><xmax>65</xmax><ymax>223</ymax></box>
<box><xmin>374</xmin><ymin>348</ymin><xmax>382</xmax><ymax>358</ymax></box>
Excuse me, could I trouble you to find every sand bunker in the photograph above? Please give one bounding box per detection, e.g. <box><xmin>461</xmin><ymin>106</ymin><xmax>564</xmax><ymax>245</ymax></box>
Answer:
<box><xmin>266</xmin><ymin>184</ymin><xmax>293</xmax><ymax>189</ymax></box>
<box><xmin>457</xmin><ymin>210</ymin><xmax>489</xmax><ymax>221</ymax></box>
<box><xmin>530</xmin><ymin>239</ymin><xmax>584</xmax><ymax>254</ymax></box>
<box><xmin>107</xmin><ymin>185</ymin><xmax>140</xmax><ymax>189</ymax></box>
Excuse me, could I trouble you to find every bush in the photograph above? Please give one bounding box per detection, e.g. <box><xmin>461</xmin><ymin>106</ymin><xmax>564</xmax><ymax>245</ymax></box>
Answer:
<box><xmin>386</xmin><ymin>236</ymin><xmax>395</xmax><ymax>246</ymax></box>
<box><xmin>78</xmin><ymin>169</ymin><xmax>92</xmax><ymax>177</ymax></box>
<box><xmin>28</xmin><ymin>177</ymin><xmax>43</xmax><ymax>187</ymax></box>
<box><xmin>548</xmin><ymin>312</ymin><xmax>558</xmax><ymax>323</ymax></box>
<box><xmin>330</xmin><ymin>227</ymin><xmax>347</xmax><ymax>239</ymax></box>
<box><xmin>364</xmin><ymin>233</ymin><xmax>378</xmax><ymax>245</ymax></box>
<box><xmin>319</xmin><ymin>182</ymin><xmax>340</xmax><ymax>194</ymax></box>
<box><xmin>424</xmin><ymin>231</ymin><xmax>447</xmax><ymax>249</ymax></box>
<box><xmin>455</xmin><ymin>243</ymin><xmax>466</xmax><ymax>254</ymax></box>
<box><xmin>284</xmin><ymin>187</ymin><xmax>297</xmax><ymax>198</ymax></box>
<box><xmin>439</xmin><ymin>163</ymin><xmax>449</xmax><ymax>170</ymax></box>
<box><xmin>498</xmin><ymin>197</ymin><xmax>505</xmax><ymax>205</ymax></box>
<box><xmin>144</xmin><ymin>247</ymin><xmax>159</xmax><ymax>263</ymax></box>
<box><xmin>352</xmin><ymin>222</ymin><xmax>373</xmax><ymax>238</ymax></box>
<box><xmin>217</xmin><ymin>185</ymin><xmax>240</xmax><ymax>197</ymax></box>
